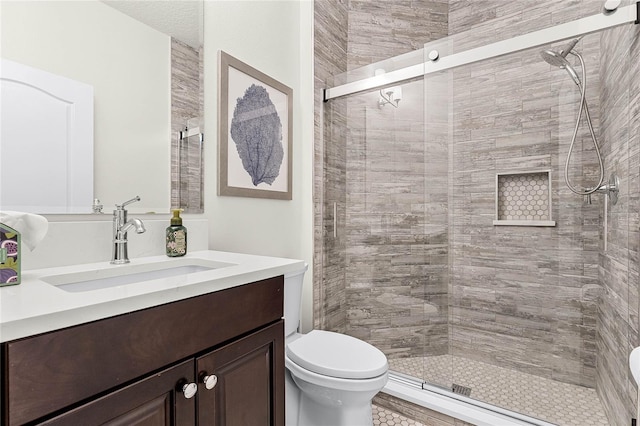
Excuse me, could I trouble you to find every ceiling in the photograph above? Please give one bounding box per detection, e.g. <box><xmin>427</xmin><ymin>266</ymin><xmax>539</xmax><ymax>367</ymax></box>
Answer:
<box><xmin>101</xmin><ymin>0</ymin><xmax>203</xmax><ymax>49</ymax></box>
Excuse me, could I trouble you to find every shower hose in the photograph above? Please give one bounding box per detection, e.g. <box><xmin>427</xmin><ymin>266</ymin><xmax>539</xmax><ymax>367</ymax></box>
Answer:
<box><xmin>563</xmin><ymin>51</ymin><xmax>604</xmax><ymax>196</ymax></box>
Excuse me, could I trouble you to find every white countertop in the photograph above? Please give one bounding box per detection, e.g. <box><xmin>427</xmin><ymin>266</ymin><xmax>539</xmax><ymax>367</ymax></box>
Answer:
<box><xmin>0</xmin><ymin>250</ymin><xmax>305</xmax><ymax>343</ymax></box>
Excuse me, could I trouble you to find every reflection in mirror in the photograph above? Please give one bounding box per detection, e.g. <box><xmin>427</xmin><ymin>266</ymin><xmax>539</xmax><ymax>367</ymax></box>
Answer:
<box><xmin>105</xmin><ymin>0</ymin><xmax>204</xmax><ymax>213</ymax></box>
<box><xmin>0</xmin><ymin>0</ymin><xmax>204</xmax><ymax>214</ymax></box>
<box><xmin>1</xmin><ymin>58</ymin><xmax>94</xmax><ymax>213</ymax></box>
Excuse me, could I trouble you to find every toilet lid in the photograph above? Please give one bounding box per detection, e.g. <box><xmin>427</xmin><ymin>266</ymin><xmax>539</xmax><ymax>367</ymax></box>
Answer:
<box><xmin>286</xmin><ymin>330</ymin><xmax>388</xmax><ymax>379</ymax></box>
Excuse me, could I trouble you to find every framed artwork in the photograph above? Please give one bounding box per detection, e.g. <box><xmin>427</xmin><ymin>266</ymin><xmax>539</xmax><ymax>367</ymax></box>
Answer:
<box><xmin>218</xmin><ymin>51</ymin><xmax>293</xmax><ymax>200</ymax></box>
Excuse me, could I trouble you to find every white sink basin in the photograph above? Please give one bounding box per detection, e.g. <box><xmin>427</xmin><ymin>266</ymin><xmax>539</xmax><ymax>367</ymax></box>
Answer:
<box><xmin>41</xmin><ymin>258</ymin><xmax>235</xmax><ymax>293</ymax></box>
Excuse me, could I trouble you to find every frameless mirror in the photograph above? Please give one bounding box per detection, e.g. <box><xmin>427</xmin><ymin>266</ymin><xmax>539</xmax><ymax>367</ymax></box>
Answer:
<box><xmin>0</xmin><ymin>0</ymin><xmax>204</xmax><ymax>214</ymax></box>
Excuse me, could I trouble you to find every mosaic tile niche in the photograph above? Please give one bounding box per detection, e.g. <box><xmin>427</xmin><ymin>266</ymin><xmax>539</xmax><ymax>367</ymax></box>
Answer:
<box><xmin>494</xmin><ymin>171</ymin><xmax>555</xmax><ymax>226</ymax></box>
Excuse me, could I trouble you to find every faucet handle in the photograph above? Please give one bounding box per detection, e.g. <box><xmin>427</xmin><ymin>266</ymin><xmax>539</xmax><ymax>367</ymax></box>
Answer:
<box><xmin>92</xmin><ymin>198</ymin><xmax>104</xmax><ymax>214</ymax></box>
<box><xmin>116</xmin><ymin>196</ymin><xmax>141</xmax><ymax>209</ymax></box>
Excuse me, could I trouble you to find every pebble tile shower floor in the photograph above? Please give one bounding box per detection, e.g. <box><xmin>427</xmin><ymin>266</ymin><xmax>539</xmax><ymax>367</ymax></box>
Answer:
<box><xmin>388</xmin><ymin>355</ymin><xmax>609</xmax><ymax>426</ymax></box>
<box><xmin>373</xmin><ymin>405</ymin><xmax>425</xmax><ymax>426</ymax></box>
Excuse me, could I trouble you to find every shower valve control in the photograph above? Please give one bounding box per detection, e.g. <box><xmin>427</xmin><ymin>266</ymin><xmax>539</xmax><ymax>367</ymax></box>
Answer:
<box><xmin>593</xmin><ymin>173</ymin><xmax>620</xmax><ymax>205</ymax></box>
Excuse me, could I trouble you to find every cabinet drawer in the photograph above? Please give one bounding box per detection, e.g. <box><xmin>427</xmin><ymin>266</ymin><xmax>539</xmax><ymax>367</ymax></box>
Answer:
<box><xmin>3</xmin><ymin>275</ymin><xmax>283</xmax><ymax>425</ymax></box>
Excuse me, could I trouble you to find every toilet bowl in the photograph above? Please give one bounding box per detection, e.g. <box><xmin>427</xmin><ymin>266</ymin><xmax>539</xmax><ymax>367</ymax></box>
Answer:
<box><xmin>284</xmin><ymin>265</ymin><xmax>388</xmax><ymax>426</ymax></box>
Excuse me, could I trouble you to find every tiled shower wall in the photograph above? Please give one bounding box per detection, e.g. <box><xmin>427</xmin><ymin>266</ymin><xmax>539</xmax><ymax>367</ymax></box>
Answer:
<box><xmin>597</xmin><ymin>19</ymin><xmax>640</xmax><ymax>426</ymax></box>
<box><xmin>314</xmin><ymin>0</ymin><xmax>348</xmax><ymax>332</ymax></box>
<box><xmin>625</xmin><ymin>21</ymin><xmax>640</xmax><ymax>424</ymax></box>
<box><xmin>448</xmin><ymin>1</ymin><xmax>603</xmax><ymax>388</ymax></box>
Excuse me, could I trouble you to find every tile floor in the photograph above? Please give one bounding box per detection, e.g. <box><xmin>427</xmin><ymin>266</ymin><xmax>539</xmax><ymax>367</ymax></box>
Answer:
<box><xmin>373</xmin><ymin>405</ymin><xmax>425</xmax><ymax>426</ymax></box>
<box><xmin>388</xmin><ymin>355</ymin><xmax>609</xmax><ymax>426</ymax></box>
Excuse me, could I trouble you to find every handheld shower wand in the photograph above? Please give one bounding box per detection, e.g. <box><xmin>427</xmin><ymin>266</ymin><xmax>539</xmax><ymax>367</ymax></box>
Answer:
<box><xmin>540</xmin><ymin>38</ymin><xmax>606</xmax><ymax>199</ymax></box>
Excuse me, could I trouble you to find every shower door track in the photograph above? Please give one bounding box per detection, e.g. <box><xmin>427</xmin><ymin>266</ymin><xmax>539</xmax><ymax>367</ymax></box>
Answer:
<box><xmin>386</xmin><ymin>372</ymin><xmax>557</xmax><ymax>426</ymax></box>
<box><xmin>324</xmin><ymin>2</ymin><xmax>638</xmax><ymax>101</ymax></box>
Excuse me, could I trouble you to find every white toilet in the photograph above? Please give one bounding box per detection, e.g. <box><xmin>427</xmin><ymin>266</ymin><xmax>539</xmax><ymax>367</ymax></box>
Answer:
<box><xmin>284</xmin><ymin>265</ymin><xmax>388</xmax><ymax>426</ymax></box>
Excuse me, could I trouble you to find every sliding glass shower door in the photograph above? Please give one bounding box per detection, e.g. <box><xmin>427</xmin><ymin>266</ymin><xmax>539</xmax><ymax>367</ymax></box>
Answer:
<box><xmin>342</xmin><ymin>76</ymin><xmax>434</xmax><ymax>385</ymax></box>
<box><xmin>320</xmin><ymin>2</ymin><xmax>637</xmax><ymax>424</ymax></box>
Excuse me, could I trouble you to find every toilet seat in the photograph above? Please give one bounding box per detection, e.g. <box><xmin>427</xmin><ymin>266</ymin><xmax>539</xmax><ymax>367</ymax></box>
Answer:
<box><xmin>286</xmin><ymin>330</ymin><xmax>388</xmax><ymax>379</ymax></box>
<box><xmin>286</xmin><ymin>355</ymin><xmax>388</xmax><ymax>393</ymax></box>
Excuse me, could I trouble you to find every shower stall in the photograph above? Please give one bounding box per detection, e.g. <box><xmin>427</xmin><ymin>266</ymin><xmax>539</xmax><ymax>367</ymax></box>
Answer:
<box><xmin>315</xmin><ymin>1</ymin><xmax>639</xmax><ymax>424</ymax></box>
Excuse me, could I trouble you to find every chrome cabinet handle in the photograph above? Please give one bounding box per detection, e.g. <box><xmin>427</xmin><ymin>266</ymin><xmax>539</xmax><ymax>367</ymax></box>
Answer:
<box><xmin>202</xmin><ymin>373</ymin><xmax>218</xmax><ymax>390</ymax></box>
<box><xmin>181</xmin><ymin>382</ymin><xmax>198</xmax><ymax>399</ymax></box>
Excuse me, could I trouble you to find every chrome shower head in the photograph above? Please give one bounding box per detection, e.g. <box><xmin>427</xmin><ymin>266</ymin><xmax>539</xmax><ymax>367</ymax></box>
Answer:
<box><xmin>540</xmin><ymin>37</ymin><xmax>583</xmax><ymax>86</ymax></box>
<box><xmin>540</xmin><ymin>49</ymin><xmax>570</xmax><ymax>67</ymax></box>
<box><xmin>540</xmin><ymin>49</ymin><xmax>581</xmax><ymax>85</ymax></box>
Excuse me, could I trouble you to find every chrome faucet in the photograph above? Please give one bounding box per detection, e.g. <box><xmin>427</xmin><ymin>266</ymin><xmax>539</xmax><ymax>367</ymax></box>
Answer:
<box><xmin>111</xmin><ymin>196</ymin><xmax>146</xmax><ymax>264</ymax></box>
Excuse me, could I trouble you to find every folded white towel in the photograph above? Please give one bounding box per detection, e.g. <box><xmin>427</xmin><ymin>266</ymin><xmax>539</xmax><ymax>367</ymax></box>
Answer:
<box><xmin>631</xmin><ymin>347</ymin><xmax>640</xmax><ymax>421</ymax></box>
<box><xmin>631</xmin><ymin>347</ymin><xmax>640</xmax><ymax>386</ymax></box>
<box><xmin>0</xmin><ymin>211</ymin><xmax>48</xmax><ymax>250</ymax></box>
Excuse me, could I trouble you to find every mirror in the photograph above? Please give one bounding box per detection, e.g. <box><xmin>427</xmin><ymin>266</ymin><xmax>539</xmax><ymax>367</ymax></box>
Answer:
<box><xmin>0</xmin><ymin>0</ymin><xmax>204</xmax><ymax>214</ymax></box>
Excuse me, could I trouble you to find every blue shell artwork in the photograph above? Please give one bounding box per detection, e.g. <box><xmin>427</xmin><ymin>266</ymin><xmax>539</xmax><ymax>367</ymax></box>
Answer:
<box><xmin>230</xmin><ymin>84</ymin><xmax>284</xmax><ymax>186</ymax></box>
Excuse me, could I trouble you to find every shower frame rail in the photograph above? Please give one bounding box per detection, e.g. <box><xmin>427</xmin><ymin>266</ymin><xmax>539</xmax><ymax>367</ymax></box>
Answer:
<box><xmin>323</xmin><ymin>2</ymin><xmax>638</xmax><ymax>101</ymax></box>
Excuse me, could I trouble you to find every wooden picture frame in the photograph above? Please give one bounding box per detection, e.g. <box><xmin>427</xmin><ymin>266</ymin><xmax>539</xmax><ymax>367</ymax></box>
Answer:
<box><xmin>218</xmin><ymin>51</ymin><xmax>293</xmax><ymax>200</ymax></box>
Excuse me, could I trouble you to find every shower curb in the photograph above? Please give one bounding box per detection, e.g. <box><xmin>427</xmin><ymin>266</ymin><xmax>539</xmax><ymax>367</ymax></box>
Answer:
<box><xmin>382</xmin><ymin>377</ymin><xmax>557</xmax><ymax>426</ymax></box>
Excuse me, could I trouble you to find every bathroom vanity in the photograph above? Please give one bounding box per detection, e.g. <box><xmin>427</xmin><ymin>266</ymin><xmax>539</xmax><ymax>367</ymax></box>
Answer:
<box><xmin>0</xmin><ymin>251</ymin><xmax>303</xmax><ymax>425</ymax></box>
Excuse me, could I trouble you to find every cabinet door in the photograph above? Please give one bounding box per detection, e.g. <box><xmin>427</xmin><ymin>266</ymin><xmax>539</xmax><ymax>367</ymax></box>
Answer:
<box><xmin>39</xmin><ymin>360</ymin><xmax>196</xmax><ymax>426</ymax></box>
<box><xmin>197</xmin><ymin>320</ymin><xmax>284</xmax><ymax>426</ymax></box>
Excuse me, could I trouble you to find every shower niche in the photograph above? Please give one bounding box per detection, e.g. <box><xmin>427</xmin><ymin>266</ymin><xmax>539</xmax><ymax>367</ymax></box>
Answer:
<box><xmin>493</xmin><ymin>170</ymin><xmax>555</xmax><ymax>227</ymax></box>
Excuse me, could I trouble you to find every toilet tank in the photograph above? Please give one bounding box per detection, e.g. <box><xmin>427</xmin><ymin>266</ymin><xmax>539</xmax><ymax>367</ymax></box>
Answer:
<box><xmin>284</xmin><ymin>263</ymin><xmax>308</xmax><ymax>337</ymax></box>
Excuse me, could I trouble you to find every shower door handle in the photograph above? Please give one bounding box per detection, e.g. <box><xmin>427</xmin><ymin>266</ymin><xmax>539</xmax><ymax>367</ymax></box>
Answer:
<box><xmin>333</xmin><ymin>202</ymin><xmax>337</xmax><ymax>238</ymax></box>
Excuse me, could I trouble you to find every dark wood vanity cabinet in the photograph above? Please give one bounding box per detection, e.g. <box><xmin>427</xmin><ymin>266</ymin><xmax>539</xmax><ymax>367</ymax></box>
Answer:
<box><xmin>39</xmin><ymin>359</ymin><xmax>197</xmax><ymax>426</ymax></box>
<box><xmin>197</xmin><ymin>320</ymin><xmax>284</xmax><ymax>426</ymax></box>
<box><xmin>0</xmin><ymin>276</ymin><xmax>284</xmax><ymax>426</ymax></box>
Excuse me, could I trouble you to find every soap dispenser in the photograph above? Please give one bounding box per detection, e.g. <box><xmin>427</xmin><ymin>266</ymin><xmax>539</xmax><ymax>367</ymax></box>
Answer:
<box><xmin>166</xmin><ymin>209</ymin><xmax>187</xmax><ymax>257</ymax></box>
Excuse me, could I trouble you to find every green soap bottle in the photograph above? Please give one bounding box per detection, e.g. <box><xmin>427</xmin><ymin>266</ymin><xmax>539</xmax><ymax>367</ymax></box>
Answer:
<box><xmin>166</xmin><ymin>209</ymin><xmax>187</xmax><ymax>257</ymax></box>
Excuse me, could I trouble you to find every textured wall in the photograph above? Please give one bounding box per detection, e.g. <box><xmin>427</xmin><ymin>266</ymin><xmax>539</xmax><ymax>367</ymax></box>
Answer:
<box><xmin>346</xmin><ymin>0</ymin><xmax>448</xmax><ymax>69</ymax></box>
<box><xmin>314</xmin><ymin>0</ymin><xmax>349</xmax><ymax>332</ymax></box>
<box><xmin>597</xmin><ymin>20</ymin><xmax>639</xmax><ymax>426</ymax></box>
<box><xmin>628</xmin><ymin>20</ymin><xmax>640</xmax><ymax>426</ymax></box>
